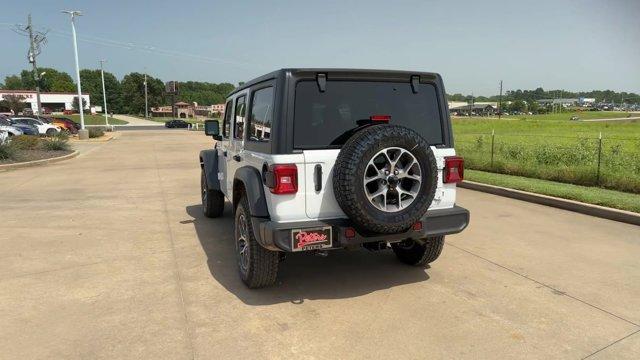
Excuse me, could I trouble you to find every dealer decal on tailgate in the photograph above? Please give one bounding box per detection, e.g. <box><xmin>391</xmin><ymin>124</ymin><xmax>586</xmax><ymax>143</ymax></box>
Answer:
<box><xmin>291</xmin><ymin>227</ymin><xmax>332</xmax><ymax>251</ymax></box>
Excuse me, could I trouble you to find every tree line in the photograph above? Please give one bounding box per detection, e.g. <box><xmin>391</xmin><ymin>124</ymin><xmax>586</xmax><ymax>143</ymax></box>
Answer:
<box><xmin>447</xmin><ymin>87</ymin><xmax>640</xmax><ymax>105</ymax></box>
<box><xmin>1</xmin><ymin>67</ymin><xmax>235</xmax><ymax>115</ymax></box>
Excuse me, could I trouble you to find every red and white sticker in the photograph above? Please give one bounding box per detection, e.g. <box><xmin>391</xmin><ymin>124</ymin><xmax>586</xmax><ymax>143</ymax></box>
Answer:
<box><xmin>291</xmin><ymin>227</ymin><xmax>332</xmax><ymax>251</ymax></box>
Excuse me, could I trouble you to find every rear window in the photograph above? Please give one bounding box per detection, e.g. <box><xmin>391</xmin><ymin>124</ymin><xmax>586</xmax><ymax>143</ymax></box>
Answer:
<box><xmin>293</xmin><ymin>81</ymin><xmax>443</xmax><ymax>148</ymax></box>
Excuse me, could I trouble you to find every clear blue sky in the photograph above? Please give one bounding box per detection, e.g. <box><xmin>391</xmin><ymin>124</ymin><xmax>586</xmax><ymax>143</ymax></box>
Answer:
<box><xmin>1</xmin><ymin>0</ymin><xmax>639</xmax><ymax>95</ymax></box>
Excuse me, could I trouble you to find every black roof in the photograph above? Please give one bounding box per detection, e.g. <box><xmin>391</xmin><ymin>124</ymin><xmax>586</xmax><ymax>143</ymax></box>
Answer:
<box><xmin>228</xmin><ymin>68</ymin><xmax>442</xmax><ymax>97</ymax></box>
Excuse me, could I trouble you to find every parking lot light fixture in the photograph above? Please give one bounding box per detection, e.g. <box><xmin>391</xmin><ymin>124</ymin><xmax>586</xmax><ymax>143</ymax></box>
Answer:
<box><xmin>61</xmin><ymin>10</ymin><xmax>86</xmax><ymax>134</ymax></box>
<box><xmin>99</xmin><ymin>60</ymin><xmax>108</xmax><ymax>126</ymax></box>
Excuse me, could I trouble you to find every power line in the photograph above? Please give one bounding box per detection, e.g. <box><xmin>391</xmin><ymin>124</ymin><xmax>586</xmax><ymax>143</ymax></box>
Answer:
<box><xmin>2</xmin><ymin>22</ymin><xmax>263</xmax><ymax>69</ymax></box>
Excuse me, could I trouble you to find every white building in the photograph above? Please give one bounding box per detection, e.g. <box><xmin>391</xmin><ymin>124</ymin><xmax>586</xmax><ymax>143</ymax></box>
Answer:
<box><xmin>0</xmin><ymin>90</ymin><xmax>90</xmax><ymax>114</ymax></box>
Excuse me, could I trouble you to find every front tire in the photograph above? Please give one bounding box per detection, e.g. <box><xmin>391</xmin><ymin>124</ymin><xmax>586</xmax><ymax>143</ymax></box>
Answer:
<box><xmin>46</xmin><ymin>128</ymin><xmax>56</xmax><ymax>136</ymax></box>
<box><xmin>391</xmin><ymin>236</ymin><xmax>445</xmax><ymax>266</ymax></box>
<box><xmin>201</xmin><ymin>170</ymin><xmax>224</xmax><ymax>218</ymax></box>
<box><xmin>235</xmin><ymin>196</ymin><xmax>279</xmax><ymax>288</ymax></box>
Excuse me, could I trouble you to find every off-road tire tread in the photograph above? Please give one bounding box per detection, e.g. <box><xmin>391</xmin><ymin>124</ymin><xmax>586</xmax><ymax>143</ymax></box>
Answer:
<box><xmin>237</xmin><ymin>196</ymin><xmax>279</xmax><ymax>288</ymax></box>
<box><xmin>201</xmin><ymin>170</ymin><xmax>224</xmax><ymax>218</ymax></box>
<box><xmin>392</xmin><ymin>236</ymin><xmax>445</xmax><ymax>266</ymax></box>
<box><xmin>333</xmin><ymin>124</ymin><xmax>438</xmax><ymax>233</ymax></box>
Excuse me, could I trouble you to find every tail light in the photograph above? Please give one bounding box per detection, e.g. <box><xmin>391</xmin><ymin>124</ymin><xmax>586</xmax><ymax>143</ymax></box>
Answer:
<box><xmin>370</xmin><ymin>115</ymin><xmax>391</xmax><ymax>122</ymax></box>
<box><xmin>444</xmin><ymin>156</ymin><xmax>464</xmax><ymax>183</ymax></box>
<box><xmin>266</xmin><ymin>164</ymin><xmax>298</xmax><ymax>194</ymax></box>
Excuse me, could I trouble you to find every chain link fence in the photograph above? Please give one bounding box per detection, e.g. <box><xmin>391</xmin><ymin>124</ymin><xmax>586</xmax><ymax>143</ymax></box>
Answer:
<box><xmin>456</xmin><ymin>131</ymin><xmax>640</xmax><ymax>193</ymax></box>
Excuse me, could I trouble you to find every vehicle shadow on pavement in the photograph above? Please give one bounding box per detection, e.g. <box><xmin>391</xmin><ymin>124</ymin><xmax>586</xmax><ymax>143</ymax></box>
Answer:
<box><xmin>186</xmin><ymin>204</ymin><xmax>430</xmax><ymax>306</ymax></box>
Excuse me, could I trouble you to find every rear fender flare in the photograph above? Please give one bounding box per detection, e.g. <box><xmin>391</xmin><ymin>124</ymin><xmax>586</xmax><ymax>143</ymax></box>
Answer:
<box><xmin>233</xmin><ymin>166</ymin><xmax>269</xmax><ymax>218</ymax></box>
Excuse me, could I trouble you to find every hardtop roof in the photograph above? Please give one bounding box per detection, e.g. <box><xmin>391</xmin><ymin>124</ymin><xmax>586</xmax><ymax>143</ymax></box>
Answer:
<box><xmin>227</xmin><ymin>68</ymin><xmax>442</xmax><ymax>97</ymax></box>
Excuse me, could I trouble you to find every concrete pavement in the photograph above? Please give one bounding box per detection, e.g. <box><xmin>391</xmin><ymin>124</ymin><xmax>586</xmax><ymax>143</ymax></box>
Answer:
<box><xmin>112</xmin><ymin>114</ymin><xmax>164</xmax><ymax>126</ymax></box>
<box><xmin>1</xmin><ymin>130</ymin><xmax>639</xmax><ymax>359</ymax></box>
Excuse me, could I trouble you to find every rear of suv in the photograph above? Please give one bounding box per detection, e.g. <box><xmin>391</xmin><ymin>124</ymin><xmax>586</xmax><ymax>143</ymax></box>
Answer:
<box><xmin>200</xmin><ymin>69</ymin><xmax>469</xmax><ymax>288</ymax></box>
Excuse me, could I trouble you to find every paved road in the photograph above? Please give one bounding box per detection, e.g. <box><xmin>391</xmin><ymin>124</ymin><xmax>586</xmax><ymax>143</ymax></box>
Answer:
<box><xmin>1</xmin><ymin>131</ymin><xmax>639</xmax><ymax>359</ymax></box>
<box><xmin>112</xmin><ymin>114</ymin><xmax>164</xmax><ymax>126</ymax></box>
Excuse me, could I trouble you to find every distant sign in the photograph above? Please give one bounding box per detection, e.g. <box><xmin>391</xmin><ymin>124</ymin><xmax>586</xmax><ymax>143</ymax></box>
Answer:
<box><xmin>165</xmin><ymin>81</ymin><xmax>178</xmax><ymax>94</ymax></box>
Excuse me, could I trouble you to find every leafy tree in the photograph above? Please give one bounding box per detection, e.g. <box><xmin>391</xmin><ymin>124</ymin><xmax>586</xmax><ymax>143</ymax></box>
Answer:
<box><xmin>80</xmin><ymin>69</ymin><xmax>123</xmax><ymax>113</ymax></box>
<box><xmin>177</xmin><ymin>81</ymin><xmax>235</xmax><ymax>105</ymax></box>
<box><xmin>2</xmin><ymin>75</ymin><xmax>23</xmax><ymax>90</ymax></box>
<box><xmin>447</xmin><ymin>93</ymin><xmax>467</xmax><ymax>101</ymax></box>
<box><xmin>0</xmin><ymin>94</ymin><xmax>28</xmax><ymax>114</ymax></box>
<box><xmin>19</xmin><ymin>68</ymin><xmax>75</xmax><ymax>92</ymax></box>
<box><xmin>72</xmin><ymin>96</ymin><xmax>88</xmax><ymax>113</ymax></box>
<box><xmin>120</xmin><ymin>72</ymin><xmax>166</xmax><ymax>115</ymax></box>
<box><xmin>508</xmin><ymin>100</ymin><xmax>527</xmax><ymax>112</ymax></box>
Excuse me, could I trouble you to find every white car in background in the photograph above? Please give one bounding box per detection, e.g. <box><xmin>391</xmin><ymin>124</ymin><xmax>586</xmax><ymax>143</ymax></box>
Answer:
<box><xmin>10</xmin><ymin>117</ymin><xmax>60</xmax><ymax>136</ymax></box>
<box><xmin>0</xmin><ymin>121</ymin><xmax>24</xmax><ymax>137</ymax></box>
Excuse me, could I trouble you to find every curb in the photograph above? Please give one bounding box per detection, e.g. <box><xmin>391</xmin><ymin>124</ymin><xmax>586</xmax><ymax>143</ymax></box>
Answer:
<box><xmin>459</xmin><ymin>180</ymin><xmax>640</xmax><ymax>226</ymax></box>
<box><xmin>70</xmin><ymin>132</ymin><xmax>119</xmax><ymax>143</ymax></box>
<box><xmin>0</xmin><ymin>150</ymin><xmax>80</xmax><ymax>171</ymax></box>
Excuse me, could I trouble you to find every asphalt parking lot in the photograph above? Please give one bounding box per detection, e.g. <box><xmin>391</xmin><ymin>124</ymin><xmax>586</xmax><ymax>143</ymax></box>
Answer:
<box><xmin>1</xmin><ymin>130</ymin><xmax>639</xmax><ymax>359</ymax></box>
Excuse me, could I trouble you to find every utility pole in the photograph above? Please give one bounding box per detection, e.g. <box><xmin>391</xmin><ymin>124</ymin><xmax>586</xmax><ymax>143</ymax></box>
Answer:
<box><xmin>144</xmin><ymin>73</ymin><xmax>149</xmax><ymax>119</ymax></box>
<box><xmin>99</xmin><ymin>60</ymin><xmax>108</xmax><ymax>126</ymax></box>
<box><xmin>26</xmin><ymin>15</ymin><xmax>43</xmax><ymax>115</ymax></box>
<box><xmin>62</xmin><ymin>10</ymin><xmax>86</xmax><ymax>137</ymax></box>
<box><xmin>12</xmin><ymin>15</ymin><xmax>47</xmax><ymax>115</ymax></box>
<box><xmin>498</xmin><ymin>80</ymin><xmax>503</xmax><ymax>120</ymax></box>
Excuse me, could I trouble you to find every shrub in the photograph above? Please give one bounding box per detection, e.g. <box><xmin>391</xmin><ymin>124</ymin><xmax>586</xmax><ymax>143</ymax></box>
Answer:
<box><xmin>0</xmin><ymin>142</ymin><xmax>16</xmax><ymax>160</ymax></box>
<box><xmin>10</xmin><ymin>135</ymin><xmax>40</xmax><ymax>150</ymax></box>
<box><xmin>42</xmin><ymin>135</ymin><xmax>70</xmax><ymax>151</ymax></box>
<box><xmin>88</xmin><ymin>127</ymin><xmax>105</xmax><ymax>138</ymax></box>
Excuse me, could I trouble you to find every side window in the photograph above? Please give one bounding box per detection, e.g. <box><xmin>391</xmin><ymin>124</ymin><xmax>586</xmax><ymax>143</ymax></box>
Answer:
<box><xmin>248</xmin><ymin>87</ymin><xmax>274</xmax><ymax>142</ymax></box>
<box><xmin>233</xmin><ymin>95</ymin><xmax>246</xmax><ymax>140</ymax></box>
<box><xmin>222</xmin><ymin>100</ymin><xmax>232</xmax><ymax>138</ymax></box>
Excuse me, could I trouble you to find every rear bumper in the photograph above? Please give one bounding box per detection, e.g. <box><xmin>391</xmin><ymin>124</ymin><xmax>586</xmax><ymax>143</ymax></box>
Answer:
<box><xmin>253</xmin><ymin>206</ymin><xmax>470</xmax><ymax>252</ymax></box>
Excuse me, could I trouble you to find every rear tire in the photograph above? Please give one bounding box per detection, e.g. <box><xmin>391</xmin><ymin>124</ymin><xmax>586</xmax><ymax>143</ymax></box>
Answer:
<box><xmin>46</xmin><ymin>128</ymin><xmax>56</xmax><ymax>136</ymax></box>
<box><xmin>201</xmin><ymin>170</ymin><xmax>224</xmax><ymax>218</ymax></box>
<box><xmin>235</xmin><ymin>195</ymin><xmax>279</xmax><ymax>288</ymax></box>
<box><xmin>391</xmin><ymin>236</ymin><xmax>445</xmax><ymax>266</ymax></box>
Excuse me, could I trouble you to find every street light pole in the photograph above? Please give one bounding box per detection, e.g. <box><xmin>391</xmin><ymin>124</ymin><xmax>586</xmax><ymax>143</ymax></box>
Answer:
<box><xmin>99</xmin><ymin>59</ymin><xmax>108</xmax><ymax>126</ymax></box>
<box><xmin>62</xmin><ymin>10</ymin><xmax>85</xmax><ymax>133</ymax></box>
<box><xmin>144</xmin><ymin>73</ymin><xmax>148</xmax><ymax>119</ymax></box>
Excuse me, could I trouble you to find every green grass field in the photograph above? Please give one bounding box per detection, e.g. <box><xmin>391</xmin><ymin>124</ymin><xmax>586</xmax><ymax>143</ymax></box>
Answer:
<box><xmin>452</xmin><ymin>112</ymin><xmax>640</xmax><ymax>193</ymax></box>
<box><xmin>67</xmin><ymin>114</ymin><xmax>128</xmax><ymax>125</ymax></box>
<box><xmin>455</xmin><ymin>110</ymin><xmax>635</xmax><ymax>122</ymax></box>
<box><xmin>465</xmin><ymin>170</ymin><xmax>640</xmax><ymax>213</ymax></box>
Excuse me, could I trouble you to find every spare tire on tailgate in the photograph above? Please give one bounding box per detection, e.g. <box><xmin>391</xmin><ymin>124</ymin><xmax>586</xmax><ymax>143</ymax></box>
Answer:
<box><xmin>333</xmin><ymin>124</ymin><xmax>438</xmax><ymax>234</ymax></box>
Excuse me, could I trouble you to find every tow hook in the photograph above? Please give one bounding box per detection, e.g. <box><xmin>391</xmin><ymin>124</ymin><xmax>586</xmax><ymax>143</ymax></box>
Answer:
<box><xmin>314</xmin><ymin>250</ymin><xmax>329</xmax><ymax>257</ymax></box>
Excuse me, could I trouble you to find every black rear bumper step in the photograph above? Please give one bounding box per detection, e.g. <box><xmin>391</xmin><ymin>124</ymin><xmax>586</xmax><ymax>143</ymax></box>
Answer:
<box><xmin>253</xmin><ymin>206</ymin><xmax>470</xmax><ymax>252</ymax></box>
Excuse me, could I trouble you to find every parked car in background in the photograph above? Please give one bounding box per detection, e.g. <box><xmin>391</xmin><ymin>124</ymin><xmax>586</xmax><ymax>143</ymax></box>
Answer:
<box><xmin>165</xmin><ymin>119</ymin><xmax>190</xmax><ymax>128</ymax></box>
<box><xmin>10</xmin><ymin>117</ymin><xmax>60</xmax><ymax>136</ymax></box>
<box><xmin>62</xmin><ymin>109</ymin><xmax>75</xmax><ymax>115</ymax></box>
<box><xmin>0</xmin><ymin>118</ymin><xmax>24</xmax><ymax>137</ymax></box>
<box><xmin>50</xmin><ymin>117</ymin><xmax>79</xmax><ymax>134</ymax></box>
<box><xmin>10</xmin><ymin>121</ymin><xmax>39</xmax><ymax>136</ymax></box>
<box><xmin>52</xmin><ymin>116</ymin><xmax>80</xmax><ymax>130</ymax></box>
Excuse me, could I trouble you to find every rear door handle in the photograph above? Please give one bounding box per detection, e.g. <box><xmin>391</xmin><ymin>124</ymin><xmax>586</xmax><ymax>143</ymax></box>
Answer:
<box><xmin>314</xmin><ymin>164</ymin><xmax>322</xmax><ymax>191</ymax></box>
<box><xmin>233</xmin><ymin>155</ymin><xmax>241</xmax><ymax>162</ymax></box>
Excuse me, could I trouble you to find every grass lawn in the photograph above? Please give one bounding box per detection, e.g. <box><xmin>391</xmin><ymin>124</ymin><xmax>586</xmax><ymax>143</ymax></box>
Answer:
<box><xmin>452</xmin><ymin>111</ymin><xmax>640</xmax><ymax>193</ymax></box>
<box><xmin>67</xmin><ymin>114</ymin><xmax>128</xmax><ymax>125</ymax></box>
<box><xmin>465</xmin><ymin>169</ymin><xmax>640</xmax><ymax>213</ymax></box>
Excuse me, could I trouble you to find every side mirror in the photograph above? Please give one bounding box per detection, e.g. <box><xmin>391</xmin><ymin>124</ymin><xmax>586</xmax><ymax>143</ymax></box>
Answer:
<box><xmin>204</xmin><ymin>120</ymin><xmax>221</xmax><ymax>140</ymax></box>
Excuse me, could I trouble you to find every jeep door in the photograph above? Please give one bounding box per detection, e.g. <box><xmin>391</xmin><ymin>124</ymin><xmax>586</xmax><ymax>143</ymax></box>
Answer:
<box><xmin>225</xmin><ymin>92</ymin><xmax>248</xmax><ymax>192</ymax></box>
<box><xmin>217</xmin><ymin>100</ymin><xmax>233</xmax><ymax>197</ymax></box>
